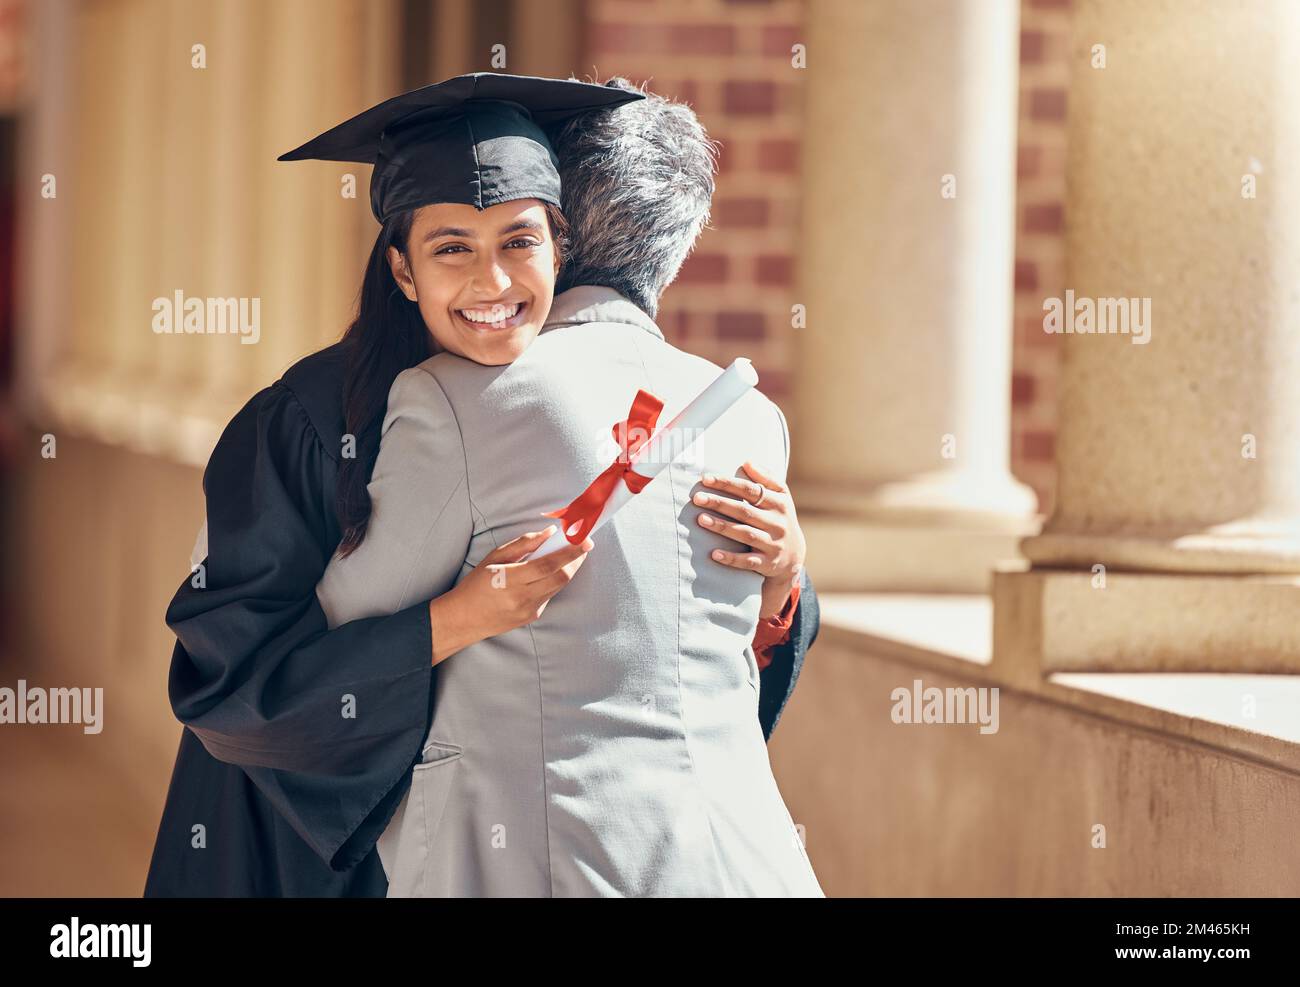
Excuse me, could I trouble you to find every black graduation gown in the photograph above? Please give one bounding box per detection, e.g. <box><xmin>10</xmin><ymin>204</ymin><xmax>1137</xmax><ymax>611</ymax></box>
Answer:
<box><xmin>142</xmin><ymin>340</ymin><xmax>820</xmax><ymax>897</ymax></box>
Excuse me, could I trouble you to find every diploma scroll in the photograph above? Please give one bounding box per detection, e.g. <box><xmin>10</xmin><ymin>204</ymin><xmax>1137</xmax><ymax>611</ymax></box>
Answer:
<box><xmin>527</xmin><ymin>358</ymin><xmax>760</xmax><ymax>559</ymax></box>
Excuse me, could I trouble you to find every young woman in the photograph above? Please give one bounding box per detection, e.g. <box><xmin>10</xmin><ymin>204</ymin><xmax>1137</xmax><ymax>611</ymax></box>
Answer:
<box><xmin>144</xmin><ymin>74</ymin><xmax>816</xmax><ymax>898</ymax></box>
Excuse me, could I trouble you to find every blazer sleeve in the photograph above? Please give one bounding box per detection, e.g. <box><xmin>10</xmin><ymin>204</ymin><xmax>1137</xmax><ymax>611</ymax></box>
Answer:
<box><xmin>757</xmin><ymin>567</ymin><xmax>819</xmax><ymax>742</ymax></box>
<box><xmin>756</xmin><ymin>400</ymin><xmax>821</xmax><ymax>742</ymax></box>
<box><xmin>165</xmin><ymin>381</ymin><xmax>438</xmax><ymax>872</ymax></box>
<box><xmin>316</xmin><ymin>366</ymin><xmax>473</xmax><ymax>631</ymax></box>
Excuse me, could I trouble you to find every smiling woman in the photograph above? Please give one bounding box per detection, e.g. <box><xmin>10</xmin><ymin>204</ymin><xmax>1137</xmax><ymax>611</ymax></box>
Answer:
<box><xmin>144</xmin><ymin>74</ymin><xmax>643</xmax><ymax>897</ymax></box>
<box><xmin>386</xmin><ymin>198</ymin><xmax>570</xmax><ymax>366</ymax></box>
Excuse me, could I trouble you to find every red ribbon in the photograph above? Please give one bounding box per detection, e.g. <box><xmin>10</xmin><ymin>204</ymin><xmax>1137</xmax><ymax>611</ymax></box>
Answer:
<box><xmin>542</xmin><ymin>389</ymin><xmax>664</xmax><ymax>545</ymax></box>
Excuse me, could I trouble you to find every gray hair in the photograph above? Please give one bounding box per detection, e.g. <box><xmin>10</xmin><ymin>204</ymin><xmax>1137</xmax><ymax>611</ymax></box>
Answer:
<box><xmin>552</xmin><ymin>77</ymin><xmax>719</xmax><ymax>319</ymax></box>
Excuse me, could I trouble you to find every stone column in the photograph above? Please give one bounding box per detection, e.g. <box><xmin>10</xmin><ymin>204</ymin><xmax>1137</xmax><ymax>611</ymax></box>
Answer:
<box><xmin>997</xmin><ymin>0</ymin><xmax>1300</xmax><ymax>675</ymax></box>
<box><xmin>27</xmin><ymin>0</ymin><xmax>399</xmax><ymax>466</ymax></box>
<box><xmin>793</xmin><ymin>0</ymin><xmax>1038</xmax><ymax>593</ymax></box>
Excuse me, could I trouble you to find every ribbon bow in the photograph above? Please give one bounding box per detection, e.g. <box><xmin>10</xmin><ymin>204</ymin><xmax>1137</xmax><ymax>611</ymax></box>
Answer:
<box><xmin>542</xmin><ymin>389</ymin><xmax>664</xmax><ymax>544</ymax></box>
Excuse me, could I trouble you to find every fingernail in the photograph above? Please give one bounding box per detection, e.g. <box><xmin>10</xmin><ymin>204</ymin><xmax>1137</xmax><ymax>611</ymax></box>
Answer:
<box><xmin>712</xmin><ymin>550</ymin><xmax>724</xmax><ymax>561</ymax></box>
<box><xmin>699</xmin><ymin>515</ymin><xmax>713</xmax><ymax>526</ymax></box>
<box><xmin>703</xmin><ymin>474</ymin><xmax>715</xmax><ymax>484</ymax></box>
<box><xmin>693</xmin><ymin>492</ymin><xmax>707</xmax><ymax>505</ymax></box>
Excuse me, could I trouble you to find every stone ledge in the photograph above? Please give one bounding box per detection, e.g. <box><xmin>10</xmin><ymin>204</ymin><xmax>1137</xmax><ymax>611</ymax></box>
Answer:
<box><xmin>804</xmin><ymin>516</ymin><xmax>1037</xmax><ymax>594</ymax></box>
<box><xmin>818</xmin><ymin>593</ymin><xmax>992</xmax><ymax>666</ymax></box>
<box><xmin>818</xmin><ymin>590</ymin><xmax>1300</xmax><ymax>775</ymax></box>
<box><xmin>999</xmin><ymin>566</ymin><xmax>1300</xmax><ymax>673</ymax></box>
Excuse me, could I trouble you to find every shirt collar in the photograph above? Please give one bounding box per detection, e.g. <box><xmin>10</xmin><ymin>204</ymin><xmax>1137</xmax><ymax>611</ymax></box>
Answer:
<box><xmin>541</xmin><ymin>285</ymin><xmax>664</xmax><ymax>341</ymax></box>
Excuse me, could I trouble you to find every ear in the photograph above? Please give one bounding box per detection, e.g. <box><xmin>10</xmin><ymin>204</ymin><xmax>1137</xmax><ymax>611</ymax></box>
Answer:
<box><xmin>386</xmin><ymin>246</ymin><xmax>418</xmax><ymax>302</ymax></box>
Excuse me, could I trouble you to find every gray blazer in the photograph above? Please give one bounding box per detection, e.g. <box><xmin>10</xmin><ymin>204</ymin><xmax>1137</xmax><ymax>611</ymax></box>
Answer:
<box><xmin>316</xmin><ymin>286</ymin><xmax>823</xmax><ymax>897</ymax></box>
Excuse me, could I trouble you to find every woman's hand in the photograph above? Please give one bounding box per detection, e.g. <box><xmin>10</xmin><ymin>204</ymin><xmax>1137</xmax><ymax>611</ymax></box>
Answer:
<box><xmin>427</xmin><ymin>525</ymin><xmax>594</xmax><ymax>665</ymax></box>
<box><xmin>693</xmin><ymin>461</ymin><xmax>805</xmax><ymax>619</ymax></box>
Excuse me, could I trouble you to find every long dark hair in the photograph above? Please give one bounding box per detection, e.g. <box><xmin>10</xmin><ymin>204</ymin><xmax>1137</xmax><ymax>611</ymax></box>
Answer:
<box><xmin>334</xmin><ymin>200</ymin><xmax>570</xmax><ymax>557</ymax></box>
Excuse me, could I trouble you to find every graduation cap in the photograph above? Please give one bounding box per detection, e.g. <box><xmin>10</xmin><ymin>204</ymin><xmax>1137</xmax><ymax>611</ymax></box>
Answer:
<box><xmin>277</xmin><ymin>72</ymin><xmax>645</xmax><ymax>225</ymax></box>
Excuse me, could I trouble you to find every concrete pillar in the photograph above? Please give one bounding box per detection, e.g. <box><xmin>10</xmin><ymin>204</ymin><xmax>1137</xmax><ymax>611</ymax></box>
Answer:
<box><xmin>997</xmin><ymin>0</ymin><xmax>1300</xmax><ymax>675</ymax></box>
<box><xmin>26</xmin><ymin>0</ymin><xmax>398</xmax><ymax>465</ymax></box>
<box><xmin>793</xmin><ymin>0</ymin><xmax>1038</xmax><ymax>593</ymax></box>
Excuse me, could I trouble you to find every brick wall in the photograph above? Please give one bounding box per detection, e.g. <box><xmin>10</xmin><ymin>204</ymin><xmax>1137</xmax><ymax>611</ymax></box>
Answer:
<box><xmin>1012</xmin><ymin>0</ymin><xmax>1070</xmax><ymax>515</ymax></box>
<box><xmin>583</xmin><ymin>0</ymin><xmax>1067</xmax><ymax>514</ymax></box>
<box><xmin>582</xmin><ymin>0</ymin><xmax>806</xmax><ymax>407</ymax></box>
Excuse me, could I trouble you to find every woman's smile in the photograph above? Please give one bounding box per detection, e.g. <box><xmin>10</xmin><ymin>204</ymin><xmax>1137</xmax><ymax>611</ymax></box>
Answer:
<box><xmin>454</xmin><ymin>299</ymin><xmax>530</xmax><ymax>332</ymax></box>
<box><xmin>389</xmin><ymin>198</ymin><xmax>558</xmax><ymax>364</ymax></box>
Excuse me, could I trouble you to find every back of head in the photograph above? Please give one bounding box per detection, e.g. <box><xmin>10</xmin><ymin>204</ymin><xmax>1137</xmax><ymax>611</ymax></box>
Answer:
<box><xmin>551</xmin><ymin>78</ymin><xmax>718</xmax><ymax>319</ymax></box>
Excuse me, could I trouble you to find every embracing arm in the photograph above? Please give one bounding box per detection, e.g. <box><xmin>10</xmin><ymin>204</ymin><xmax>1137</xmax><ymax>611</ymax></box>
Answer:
<box><xmin>166</xmin><ymin>381</ymin><xmax>439</xmax><ymax>871</ymax></box>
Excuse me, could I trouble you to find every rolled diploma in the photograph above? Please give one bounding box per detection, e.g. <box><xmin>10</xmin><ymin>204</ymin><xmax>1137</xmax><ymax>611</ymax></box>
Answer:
<box><xmin>527</xmin><ymin>357</ymin><xmax>759</xmax><ymax>559</ymax></box>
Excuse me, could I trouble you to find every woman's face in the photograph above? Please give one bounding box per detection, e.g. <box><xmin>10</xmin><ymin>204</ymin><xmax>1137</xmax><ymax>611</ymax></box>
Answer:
<box><xmin>387</xmin><ymin>198</ymin><xmax>558</xmax><ymax>366</ymax></box>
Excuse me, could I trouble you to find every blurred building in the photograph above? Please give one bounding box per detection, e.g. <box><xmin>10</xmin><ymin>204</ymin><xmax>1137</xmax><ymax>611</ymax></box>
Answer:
<box><xmin>1</xmin><ymin>0</ymin><xmax>1296</xmax><ymax>898</ymax></box>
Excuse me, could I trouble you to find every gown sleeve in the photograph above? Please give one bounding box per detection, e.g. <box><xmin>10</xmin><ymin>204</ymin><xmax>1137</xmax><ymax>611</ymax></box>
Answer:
<box><xmin>165</xmin><ymin>380</ymin><xmax>438</xmax><ymax>872</ymax></box>
<box><xmin>315</xmin><ymin>366</ymin><xmax>473</xmax><ymax>632</ymax></box>
<box><xmin>757</xmin><ymin>566</ymin><xmax>818</xmax><ymax>742</ymax></box>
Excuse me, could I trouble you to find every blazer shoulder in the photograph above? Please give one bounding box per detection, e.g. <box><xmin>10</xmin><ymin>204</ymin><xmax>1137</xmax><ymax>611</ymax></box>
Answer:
<box><xmin>381</xmin><ymin>359</ymin><xmax>467</xmax><ymax>447</ymax></box>
<box><xmin>644</xmin><ymin>338</ymin><xmax>787</xmax><ymax>442</ymax></box>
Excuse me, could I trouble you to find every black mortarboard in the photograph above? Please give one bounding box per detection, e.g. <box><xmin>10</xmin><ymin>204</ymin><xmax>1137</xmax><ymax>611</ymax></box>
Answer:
<box><xmin>277</xmin><ymin>72</ymin><xmax>644</xmax><ymax>224</ymax></box>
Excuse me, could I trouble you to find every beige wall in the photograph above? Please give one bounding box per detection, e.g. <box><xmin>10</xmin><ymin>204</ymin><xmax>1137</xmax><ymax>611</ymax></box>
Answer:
<box><xmin>5</xmin><ymin>431</ymin><xmax>200</xmax><ymax>793</ymax></box>
<box><xmin>772</xmin><ymin>628</ymin><xmax>1300</xmax><ymax>896</ymax></box>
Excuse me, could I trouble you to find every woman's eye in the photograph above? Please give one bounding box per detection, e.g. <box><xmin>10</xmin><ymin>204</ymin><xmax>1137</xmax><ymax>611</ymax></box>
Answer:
<box><xmin>507</xmin><ymin>237</ymin><xmax>541</xmax><ymax>249</ymax></box>
<box><xmin>434</xmin><ymin>243</ymin><xmax>469</xmax><ymax>255</ymax></box>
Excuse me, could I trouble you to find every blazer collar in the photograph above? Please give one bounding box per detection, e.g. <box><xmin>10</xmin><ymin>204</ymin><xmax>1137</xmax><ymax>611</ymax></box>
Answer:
<box><xmin>542</xmin><ymin>285</ymin><xmax>664</xmax><ymax>341</ymax></box>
